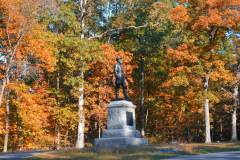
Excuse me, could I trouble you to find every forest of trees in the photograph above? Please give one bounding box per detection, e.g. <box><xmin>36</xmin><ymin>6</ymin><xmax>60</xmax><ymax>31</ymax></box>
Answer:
<box><xmin>0</xmin><ymin>0</ymin><xmax>239</xmax><ymax>152</ymax></box>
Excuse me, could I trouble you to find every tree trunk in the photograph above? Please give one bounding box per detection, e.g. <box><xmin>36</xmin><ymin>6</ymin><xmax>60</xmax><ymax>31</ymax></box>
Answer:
<box><xmin>220</xmin><ymin>118</ymin><xmax>223</xmax><ymax>141</ymax></box>
<box><xmin>98</xmin><ymin>88</ymin><xmax>101</xmax><ymax>139</ymax></box>
<box><xmin>197</xmin><ymin>119</ymin><xmax>200</xmax><ymax>142</ymax></box>
<box><xmin>141</xmin><ymin>56</ymin><xmax>145</xmax><ymax>137</ymax></box>
<box><xmin>204</xmin><ymin>68</ymin><xmax>211</xmax><ymax>143</ymax></box>
<box><xmin>99</xmin><ymin>125</ymin><xmax>101</xmax><ymax>139</ymax></box>
<box><xmin>145</xmin><ymin>107</ymin><xmax>148</xmax><ymax>131</ymax></box>
<box><xmin>3</xmin><ymin>82</ymin><xmax>10</xmax><ymax>152</ymax></box>
<box><xmin>56</xmin><ymin>68</ymin><xmax>60</xmax><ymax>150</ymax></box>
<box><xmin>204</xmin><ymin>98</ymin><xmax>211</xmax><ymax>143</ymax></box>
<box><xmin>56</xmin><ymin>121</ymin><xmax>60</xmax><ymax>149</ymax></box>
<box><xmin>76</xmin><ymin>0</ymin><xmax>86</xmax><ymax>149</ymax></box>
<box><xmin>231</xmin><ymin>60</ymin><xmax>240</xmax><ymax>141</ymax></box>
<box><xmin>76</xmin><ymin>61</ymin><xmax>85</xmax><ymax>148</ymax></box>
<box><xmin>174</xmin><ymin>115</ymin><xmax>177</xmax><ymax>141</ymax></box>
<box><xmin>185</xmin><ymin>109</ymin><xmax>190</xmax><ymax>142</ymax></box>
<box><xmin>0</xmin><ymin>76</ymin><xmax>7</xmax><ymax>109</ymax></box>
<box><xmin>76</xmin><ymin>93</ymin><xmax>84</xmax><ymax>148</ymax></box>
<box><xmin>15</xmin><ymin>92</ymin><xmax>22</xmax><ymax>151</ymax></box>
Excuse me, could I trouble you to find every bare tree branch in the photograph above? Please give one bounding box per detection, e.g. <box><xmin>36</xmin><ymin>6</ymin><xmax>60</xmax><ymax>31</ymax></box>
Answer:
<box><xmin>88</xmin><ymin>16</ymin><xmax>166</xmax><ymax>40</ymax></box>
<box><xmin>220</xmin><ymin>87</ymin><xmax>230</xmax><ymax>93</ymax></box>
<box><xmin>89</xmin><ymin>24</ymin><xmax>148</xmax><ymax>39</ymax></box>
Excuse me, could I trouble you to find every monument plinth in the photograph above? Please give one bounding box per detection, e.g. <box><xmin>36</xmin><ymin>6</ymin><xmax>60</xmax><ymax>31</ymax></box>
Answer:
<box><xmin>94</xmin><ymin>100</ymin><xmax>148</xmax><ymax>148</ymax></box>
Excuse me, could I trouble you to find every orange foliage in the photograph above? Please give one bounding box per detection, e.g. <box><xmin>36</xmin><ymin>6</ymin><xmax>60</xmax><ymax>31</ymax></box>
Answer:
<box><xmin>0</xmin><ymin>0</ymin><xmax>56</xmax><ymax>151</ymax></box>
<box><xmin>168</xmin><ymin>5</ymin><xmax>189</xmax><ymax>26</ymax></box>
<box><xmin>169</xmin><ymin>0</ymin><xmax>240</xmax><ymax>32</ymax></box>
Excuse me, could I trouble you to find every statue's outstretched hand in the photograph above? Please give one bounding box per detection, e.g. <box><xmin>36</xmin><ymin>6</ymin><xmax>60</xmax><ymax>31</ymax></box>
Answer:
<box><xmin>123</xmin><ymin>75</ymin><xmax>126</xmax><ymax>78</ymax></box>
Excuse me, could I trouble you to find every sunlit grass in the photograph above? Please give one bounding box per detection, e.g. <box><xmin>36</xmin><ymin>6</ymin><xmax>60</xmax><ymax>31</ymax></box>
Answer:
<box><xmin>24</xmin><ymin>141</ymin><xmax>240</xmax><ymax>160</ymax></box>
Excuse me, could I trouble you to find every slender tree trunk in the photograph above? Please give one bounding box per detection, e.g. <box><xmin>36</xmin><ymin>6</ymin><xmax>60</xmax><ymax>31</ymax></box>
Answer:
<box><xmin>76</xmin><ymin>63</ymin><xmax>85</xmax><ymax>148</ymax></box>
<box><xmin>204</xmin><ymin>98</ymin><xmax>211</xmax><ymax>143</ymax></box>
<box><xmin>145</xmin><ymin>107</ymin><xmax>148</xmax><ymax>131</ymax></box>
<box><xmin>185</xmin><ymin>109</ymin><xmax>190</xmax><ymax>142</ymax></box>
<box><xmin>178</xmin><ymin>110</ymin><xmax>182</xmax><ymax>142</ymax></box>
<box><xmin>204</xmin><ymin>68</ymin><xmax>211</xmax><ymax>143</ymax></box>
<box><xmin>98</xmin><ymin>88</ymin><xmax>101</xmax><ymax>139</ymax></box>
<box><xmin>141</xmin><ymin>56</ymin><xmax>145</xmax><ymax>137</ymax></box>
<box><xmin>76</xmin><ymin>76</ymin><xmax>85</xmax><ymax>148</ymax></box>
<box><xmin>17</xmin><ymin>129</ymin><xmax>22</xmax><ymax>151</ymax></box>
<box><xmin>197</xmin><ymin>119</ymin><xmax>200</xmax><ymax>142</ymax></box>
<box><xmin>99</xmin><ymin>125</ymin><xmax>101</xmax><ymax>139</ymax></box>
<box><xmin>57</xmin><ymin>68</ymin><xmax>60</xmax><ymax>150</ymax></box>
<box><xmin>3</xmin><ymin>79</ymin><xmax>10</xmax><ymax>152</ymax></box>
<box><xmin>220</xmin><ymin>118</ymin><xmax>223</xmax><ymax>141</ymax></box>
<box><xmin>174</xmin><ymin>116</ymin><xmax>177</xmax><ymax>141</ymax></box>
<box><xmin>15</xmin><ymin>92</ymin><xmax>22</xmax><ymax>151</ymax></box>
<box><xmin>0</xmin><ymin>77</ymin><xmax>7</xmax><ymax>109</ymax></box>
<box><xmin>56</xmin><ymin>121</ymin><xmax>60</xmax><ymax>149</ymax></box>
<box><xmin>0</xmin><ymin>57</ymin><xmax>13</xmax><ymax>108</ymax></box>
<box><xmin>76</xmin><ymin>0</ymin><xmax>86</xmax><ymax>149</ymax></box>
<box><xmin>231</xmin><ymin>61</ymin><xmax>240</xmax><ymax>141</ymax></box>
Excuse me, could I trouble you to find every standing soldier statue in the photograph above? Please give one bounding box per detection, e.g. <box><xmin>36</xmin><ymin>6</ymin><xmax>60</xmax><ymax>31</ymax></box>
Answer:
<box><xmin>114</xmin><ymin>56</ymin><xmax>131</xmax><ymax>100</ymax></box>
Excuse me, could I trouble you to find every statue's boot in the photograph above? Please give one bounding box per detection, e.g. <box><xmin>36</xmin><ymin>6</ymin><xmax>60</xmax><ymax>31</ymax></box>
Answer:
<box><xmin>116</xmin><ymin>87</ymin><xmax>120</xmax><ymax>99</ymax></box>
<box><xmin>123</xmin><ymin>88</ymin><xmax>131</xmax><ymax>100</ymax></box>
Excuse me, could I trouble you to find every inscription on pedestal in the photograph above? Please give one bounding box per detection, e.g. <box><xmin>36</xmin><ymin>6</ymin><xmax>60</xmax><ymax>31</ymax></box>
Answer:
<box><xmin>126</xmin><ymin>112</ymin><xmax>133</xmax><ymax>126</ymax></box>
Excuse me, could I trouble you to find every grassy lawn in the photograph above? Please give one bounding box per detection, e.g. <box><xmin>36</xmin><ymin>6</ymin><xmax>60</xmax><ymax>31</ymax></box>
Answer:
<box><xmin>24</xmin><ymin>141</ymin><xmax>240</xmax><ymax>160</ymax></box>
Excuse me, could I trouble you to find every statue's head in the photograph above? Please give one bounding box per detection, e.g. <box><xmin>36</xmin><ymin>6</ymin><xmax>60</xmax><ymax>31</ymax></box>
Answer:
<box><xmin>116</xmin><ymin>56</ymin><xmax>122</xmax><ymax>64</ymax></box>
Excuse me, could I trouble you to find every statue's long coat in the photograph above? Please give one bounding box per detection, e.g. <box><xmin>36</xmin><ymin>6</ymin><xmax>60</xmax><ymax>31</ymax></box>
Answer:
<box><xmin>114</xmin><ymin>63</ymin><xmax>125</xmax><ymax>84</ymax></box>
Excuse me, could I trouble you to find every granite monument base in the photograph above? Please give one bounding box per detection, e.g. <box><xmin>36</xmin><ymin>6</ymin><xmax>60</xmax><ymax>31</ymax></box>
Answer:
<box><xmin>102</xmin><ymin>129</ymin><xmax>141</xmax><ymax>138</ymax></box>
<box><xmin>94</xmin><ymin>137</ymin><xmax>148</xmax><ymax>148</ymax></box>
<box><xmin>94</xmin><ymin>100</ymin><xmax>148</xmax><ymax>148</ymax></box>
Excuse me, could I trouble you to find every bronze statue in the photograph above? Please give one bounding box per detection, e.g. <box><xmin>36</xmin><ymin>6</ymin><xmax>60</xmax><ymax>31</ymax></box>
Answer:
<box><xmin>114</xmin><ymin>56</ymin><xmax>131</xmax><ymax>100</ymax></box>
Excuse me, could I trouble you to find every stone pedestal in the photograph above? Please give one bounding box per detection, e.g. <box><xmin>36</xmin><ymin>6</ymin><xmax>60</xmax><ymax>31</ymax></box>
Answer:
<box><xmin>94</xmin><ymin>100</ymin><xmax>148</xmax><ymax>148</ymax></box>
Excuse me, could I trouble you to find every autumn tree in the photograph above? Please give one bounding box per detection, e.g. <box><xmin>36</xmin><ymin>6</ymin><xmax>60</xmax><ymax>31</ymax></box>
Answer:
<box><xmin>0</xmin><ymin>0</ymin><xmax>57</xmax><ymax>151</ymax></box>
<box><xmin>169</xmin><ymin>0</ymin><xmax>240</xmax><ymax>143</ymax></box>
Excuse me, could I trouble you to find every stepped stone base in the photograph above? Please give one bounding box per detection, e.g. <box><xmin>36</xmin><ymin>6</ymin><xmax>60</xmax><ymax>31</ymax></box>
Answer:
<box><xmin>94</xmin><ymin>137</ymin><xmax>148</xmax><ymax>148</ymax></box>
<box><xmin>94</xmin><ymin>100</ymin><xmax>148</xmax><ymax>148</ymax></box>
<box><xmin>102</xmin><ymin>129</ymin><xmax>141</xmax><ymax>138</ymax></box>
